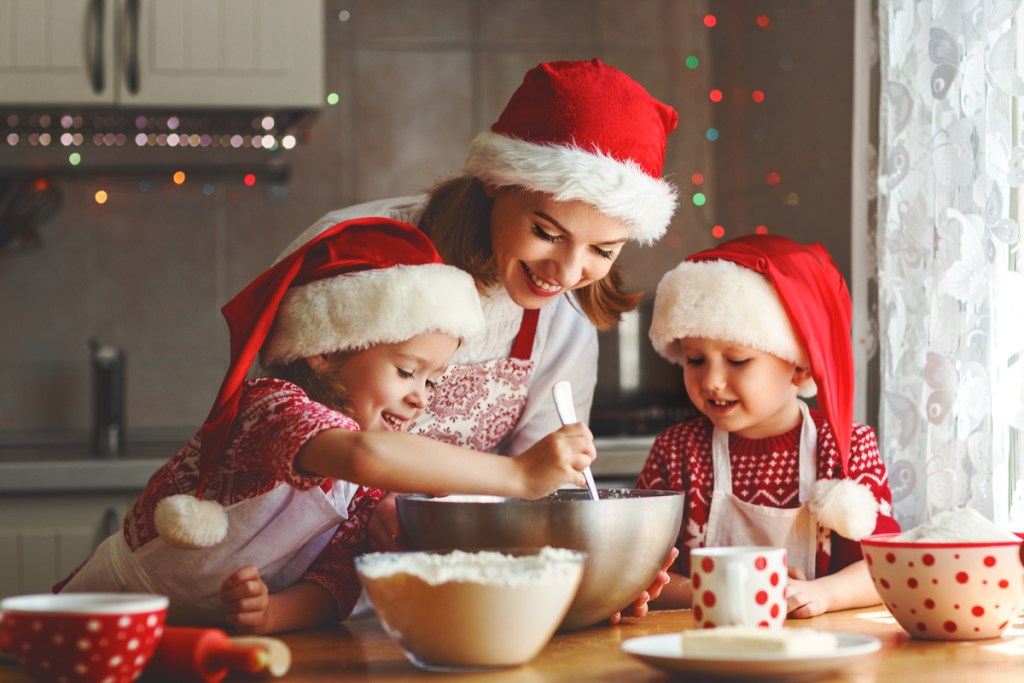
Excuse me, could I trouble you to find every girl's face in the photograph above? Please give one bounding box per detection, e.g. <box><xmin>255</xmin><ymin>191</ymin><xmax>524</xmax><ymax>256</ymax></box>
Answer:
<box><xmin>679</xmin><ymin>338</ymin><xmax>810</xmax><ymax>440</ymax></box>
<box><xmin>330</xmin><ymin>332</ymin><xmax>459</xmax><ymax>432</ymax></box>
<box><xmin>487</xmin><ymin>187</ymin><xmax>630</xmax><ymax>308</ymax></box>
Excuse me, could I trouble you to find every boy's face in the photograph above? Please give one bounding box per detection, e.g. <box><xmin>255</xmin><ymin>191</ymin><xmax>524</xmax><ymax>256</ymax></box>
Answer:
<box><xmin>334</xmin><ymin>332</ymin><xmax>459</xmax><ymax>432</ymax></box>
<box><xmin>487</xmin><ymin>187</ymin><xmax>629</xmax><ymax>309</ymax></box>
<box><xmin>678</xmin><ymin>337</ymin><xmax>810</xmax><ymax>439</ymax></box>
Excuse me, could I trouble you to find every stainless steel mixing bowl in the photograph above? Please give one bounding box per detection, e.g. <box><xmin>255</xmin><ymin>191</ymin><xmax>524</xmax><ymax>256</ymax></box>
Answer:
<box><xmin>395</xmin><ymin>488</ymin><xmax>684</xmax><ymax>630</ymax></box>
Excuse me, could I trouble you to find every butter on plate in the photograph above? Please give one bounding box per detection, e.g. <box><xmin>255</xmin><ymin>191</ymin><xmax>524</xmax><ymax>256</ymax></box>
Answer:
<box><xmin>681</xmin><ymin>626</ymin><xmax>839</xmax><ymax>656</ymax></box>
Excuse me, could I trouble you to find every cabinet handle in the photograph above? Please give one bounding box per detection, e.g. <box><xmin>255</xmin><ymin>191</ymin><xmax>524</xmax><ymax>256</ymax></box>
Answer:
<box><xmin>124</xmin><ymin>0</ymin><xmax>140</xmax><ymax>95</ymax></box>
<box><xmin>103</xmin><ymin>506</ymin><xmax>121</xmax><ymax>537</ymax></box>
<box><xmin>87</xmin><ymin>0</ymin><xmax>105</xmax><ymax>94</ymax></box>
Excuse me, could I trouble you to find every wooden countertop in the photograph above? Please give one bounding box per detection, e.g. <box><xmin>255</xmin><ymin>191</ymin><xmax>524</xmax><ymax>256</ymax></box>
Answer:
<box><xmin>7</xmin><ymin>605</ymin><xmax>1023</xmax><ymax>682</ymax></box>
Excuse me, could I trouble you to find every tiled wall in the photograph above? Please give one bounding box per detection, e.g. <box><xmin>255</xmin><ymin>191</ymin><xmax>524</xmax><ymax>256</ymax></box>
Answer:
<box><xmin>0</xmin><ymin>0</ymin><xmax>852</xmax><ymax>441</ymax></box>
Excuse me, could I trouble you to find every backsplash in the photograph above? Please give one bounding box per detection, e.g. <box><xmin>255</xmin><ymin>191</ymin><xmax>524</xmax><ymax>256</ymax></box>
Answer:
<box><xmin>0</xmin><ymin>0</ymin><xmax>853</xmax><ymax>440</ymax></box>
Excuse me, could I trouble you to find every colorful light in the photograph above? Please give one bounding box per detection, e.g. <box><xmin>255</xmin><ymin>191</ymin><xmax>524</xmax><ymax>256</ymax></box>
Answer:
<box><xmin>756</xmin><ymin>15</ymin><xmax>774</xmax><ymax>30</ymax></box>
<box><xmin>172</xmin><ymin>171</ymin><xmax>186</xmax><ymax>185</ymax></box>
<box><xmin>691</xmin><ymin>172</ymin><xmax>704</xmax><ymax>185</ymax></box>
<box><xmin>705</xmin><ymin>128</ymin><xmax>720</xmax><ymax>142</ymax></box>
<box><xmin>68</xmin><ymin>152</ymin><xmax>81</xmax><ymax>166</ymax></box>
<box><xmin>326</xmin><ymin>92</ymin><xmax>340</xmax><ymax>105</ymax></box>
<box><xmin>703</xmin><ymin>14</ymin><xmax>717</xmax><ymax>28</ymax></box>
<box><xmin>94</xmin><ymin>190</ymin><xmax>108</xmax><ymax>205</ymax></box>
<box><xmin>751</xmin><ymin>90</ymin><xmax>765</xmax><ymax>103</ymax></box>
<box><xmin>685</xmin><ymin>55</ymin><xmax>700</xmax><ymax>69</ymax></box>
<box><xmin>712</xmin><ymin>225</ymin><xmax>725</xmax><ymax>238</ymax></box>
<box><xmin>692</xmin><ymin>192</ymin><xmax>707</xmax><ymax>206</ymax></box>
<box><xmin>755</xmin><ymin>225</ymin><xmax>769</xmax><ymax>234</ymax></box>
<box><xmin>766</xmin><ymin>171</ymin><xmax>781</xmax><ymax>185</ymax></box>
<box><xmin>709</xmin><ymin>89</ymin><xmax>723</xmax><ymax>103</ymax></box>
<box><xmin>243</xmin><ymin>173</ymin><xmax>256</xmax><ymax>187</ymax></box>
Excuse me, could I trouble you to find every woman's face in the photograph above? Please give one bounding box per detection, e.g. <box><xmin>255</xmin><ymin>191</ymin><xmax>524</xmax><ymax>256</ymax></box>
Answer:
<box><xmin>487</xmin><ymin>187</ymin><xmax>630</xmax><ymax>309</ymax></box>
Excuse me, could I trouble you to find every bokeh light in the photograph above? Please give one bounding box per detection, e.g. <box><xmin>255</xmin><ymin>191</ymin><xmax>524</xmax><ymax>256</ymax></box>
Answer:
<box><xmin>712</xmin><ymin>225</ymin><xmax>725</xmax><ymax>239</ymax></box>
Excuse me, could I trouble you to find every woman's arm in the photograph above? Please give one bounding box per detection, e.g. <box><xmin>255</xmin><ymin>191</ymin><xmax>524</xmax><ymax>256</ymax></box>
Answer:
<box><xmin>296</xmin><ymin>423</ymin><xmax>595</xmax><ymax>500</ymax></box>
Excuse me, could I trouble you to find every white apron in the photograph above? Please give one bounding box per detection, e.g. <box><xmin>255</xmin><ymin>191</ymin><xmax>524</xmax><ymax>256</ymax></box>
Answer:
<box><xmin>412</xmin><ymin>308</ymin><xmax>538</xmax><ymax>452</ymax></box>
<box><xmin>62</xmin><ymin>481</ymin><xmax>352</xmax><ymax>623</ymax></box>
<box><xmin>704</xmin><ymin>400</ymin><xmax>819</xmax><ymax>579</ymax></box>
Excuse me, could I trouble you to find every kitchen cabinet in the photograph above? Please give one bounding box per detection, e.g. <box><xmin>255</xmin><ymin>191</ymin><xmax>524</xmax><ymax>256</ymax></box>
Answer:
<box><xmin>0</xmin><ymin>492</ymin><xmax>136</xmax><ymax>599</ymax></box>
<box><xmin>0</xmin><ymin>0</ymin><xmax>323</xmax><ymax>108</ymax></box>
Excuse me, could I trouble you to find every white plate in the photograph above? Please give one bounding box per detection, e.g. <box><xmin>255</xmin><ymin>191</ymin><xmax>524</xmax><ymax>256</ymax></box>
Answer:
<box><xmin>621</xmin><ymin>631</ymin><xmax>881</xmax><ymax>680</ymax></box>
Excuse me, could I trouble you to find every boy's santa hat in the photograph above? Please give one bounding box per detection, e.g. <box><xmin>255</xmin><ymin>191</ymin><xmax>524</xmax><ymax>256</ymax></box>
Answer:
<box><xmin>649</xmin><ymin>234</ymin><xmax>878</xmax><ymax>540</ymax></box>
<box><xmin>155</xmin><ymin>217</ymin><xmax>485</xmax><ymax>549</ymax></box>
<box><xmin>464</xmin><ymin>58</ymin><xmax>679</xmax><ymax>246</ymax></box>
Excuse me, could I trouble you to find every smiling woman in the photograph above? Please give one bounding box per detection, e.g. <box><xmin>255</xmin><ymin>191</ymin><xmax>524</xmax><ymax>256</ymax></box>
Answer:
<box><xmin>279</xmin><ymin>59</ymin><xmax>679</xmax><ymax>462</ymax></box>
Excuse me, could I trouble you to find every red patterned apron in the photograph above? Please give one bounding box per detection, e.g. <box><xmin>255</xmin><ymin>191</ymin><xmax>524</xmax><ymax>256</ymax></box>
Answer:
<box><xmin>411</xmin><ymin>308</ymin><xmax>539</xmax><ymax>452</ymax></box>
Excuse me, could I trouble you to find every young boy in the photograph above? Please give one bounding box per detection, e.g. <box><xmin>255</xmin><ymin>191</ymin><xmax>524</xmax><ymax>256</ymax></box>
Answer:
<box><xmin>639</xmin><ymin>234</ymin><xmax>900</xmax><ymax>618</ymax></box>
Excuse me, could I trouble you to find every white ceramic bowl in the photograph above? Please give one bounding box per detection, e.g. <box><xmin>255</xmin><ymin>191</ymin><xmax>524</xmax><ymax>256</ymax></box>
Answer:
<box><xmin>355</xmin><ymin>547</ymin><xmax>585</xmax><ymax>671</ymax></box>
<box><xmin>861</xmin><ymin>533</ymin><xmax>1024</xmax><ymax>640</ymax></box>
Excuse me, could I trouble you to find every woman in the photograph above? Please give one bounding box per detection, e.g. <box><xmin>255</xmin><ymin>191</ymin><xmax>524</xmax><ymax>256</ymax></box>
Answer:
<box><xmin>281</xmin><ymin>59</ymin><xmax>679</xmax><ymax>461</ymax></box>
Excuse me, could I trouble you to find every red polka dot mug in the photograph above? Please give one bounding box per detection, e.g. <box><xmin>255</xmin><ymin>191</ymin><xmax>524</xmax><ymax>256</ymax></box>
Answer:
<box><xmin>0</xmin><ymin>593</ymin><xmax>168</xmax><ymax>683</ymax></box>
<box><xmin>689</xmin><ymin>546</ymin><xmax>788</xmax><ymax>630</ymax></box>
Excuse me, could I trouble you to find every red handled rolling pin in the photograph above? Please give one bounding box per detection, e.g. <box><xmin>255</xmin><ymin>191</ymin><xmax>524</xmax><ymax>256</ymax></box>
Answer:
<box><xmin>145</xmin><ymin>626</ymin><xmax>291</xmax><ymax>682</ymax></box>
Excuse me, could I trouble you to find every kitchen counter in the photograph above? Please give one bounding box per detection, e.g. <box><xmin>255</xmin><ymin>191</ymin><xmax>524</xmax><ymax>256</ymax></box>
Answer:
<box><xmin>0</xmin><ymin>436</ymin><xmax>653</xmax><ymax>494</ymax></box>
<box><xmin>4</xmin><ymin>605</ymin><xmax>1023</xmax><ymax>682</ymax></box>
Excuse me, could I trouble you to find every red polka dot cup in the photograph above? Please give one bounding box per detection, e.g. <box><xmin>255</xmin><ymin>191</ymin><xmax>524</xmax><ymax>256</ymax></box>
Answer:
<box><xmin>689</xmin><ymin>546</ymin><xmax>788</xmax><ymax>630</ymax></box>
<box><xmin>862</xmin><ymin>533</ymin><xmax>1024</xmax><ymax>640</ymax></box>
<box><xmin>0</xmin><ymin>593</ymin><xmax>168</xmax><ymax>683</ymax></box>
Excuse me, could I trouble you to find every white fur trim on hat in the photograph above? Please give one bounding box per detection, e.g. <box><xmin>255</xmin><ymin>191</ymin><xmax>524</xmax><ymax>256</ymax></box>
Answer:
<box><xmin>808</xmin><ymin>479</ymin><xmax>879</xmax><ymax>541</ymax></box>
<box><xmin>649</xmin><ymin>258</ymin><xmax>817</xmax><ymax>396</ymax></box>
<box><xmin>262</xmin><ymin>263</ymin><xmax>485</xmax><ymax>366</ymax></box>
<box><xmin>155</xmin><ymin>494</ymin><xmax>229</xmax><ymax>549</ymax></box>
<box><xmin>464</xmin><ymin>131</ymin><xmax>677</xmax><ymax>246</ymax></box>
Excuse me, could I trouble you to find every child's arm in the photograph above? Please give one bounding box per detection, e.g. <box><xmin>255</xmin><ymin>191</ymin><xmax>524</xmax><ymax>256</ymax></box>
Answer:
<box><xmin>221</xmin><ymin>565</ymin><xmax>337</xmax><ymax>635</ymax></box>
<box><xmin>296</xmin><ymin>423</ymin><xmax>595</xmax><ymax>499</ymax></box>
<box><xmin>785</xmin><ymin>559</ymin><xmax>879</xmax><ymax>618</ymax></box>
<box><xmin>647</xmin><ymin>571</ymin><xmax>693</xmax><ymax>611</ymax></box>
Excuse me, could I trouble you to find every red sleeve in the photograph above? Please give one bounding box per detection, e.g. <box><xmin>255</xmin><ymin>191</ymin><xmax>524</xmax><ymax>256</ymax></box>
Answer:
<box><xmin>300</xmin><ymin>486</ymin><xmax>385</xmax><ymax>621</ymax></box>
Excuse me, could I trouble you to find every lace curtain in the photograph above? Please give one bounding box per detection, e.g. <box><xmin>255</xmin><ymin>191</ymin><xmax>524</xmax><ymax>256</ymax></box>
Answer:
<box><xmin>877</xmin><ymin>0</ymin><xmax>1024</xmax><ymax>529</ymax></box>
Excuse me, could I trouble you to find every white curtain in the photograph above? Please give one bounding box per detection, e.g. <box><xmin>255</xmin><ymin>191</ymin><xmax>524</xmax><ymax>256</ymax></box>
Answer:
<box><xmin>877</xmin><ymin>0</ymin><xmax>1024</xmax><ymax>529</ymax></box>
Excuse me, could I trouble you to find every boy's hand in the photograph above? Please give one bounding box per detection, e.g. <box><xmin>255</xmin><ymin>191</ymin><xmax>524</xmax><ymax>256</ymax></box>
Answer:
<box><xmin>608</xmin><ymin>547</ymin><xmax>679</xmax><ymax>623</ymax></box>
<box><xmin>221</xmin><ymin>565</ymin><xmax>271</xmax><ymax>634</ymax></box>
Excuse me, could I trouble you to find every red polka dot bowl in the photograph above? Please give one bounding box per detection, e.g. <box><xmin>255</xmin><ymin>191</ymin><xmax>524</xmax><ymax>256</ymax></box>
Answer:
<box><xmin>861</xmin><ymin>533</ymin><xmax>1024</xmax><ymax>641</ymax></box>
<box><xmin>0</xmin><ymin>593</ymin><xmax>168</xmax><ymax>683</ymax></box>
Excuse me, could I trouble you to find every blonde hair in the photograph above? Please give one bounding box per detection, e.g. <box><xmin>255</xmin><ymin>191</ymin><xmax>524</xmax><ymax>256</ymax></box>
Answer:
<box><xmin>419</xmin><ymin>176</ymin><xmax>642</xmax><ymax>330</ymax></box>
<box><xmin>264</xmin><ymin>351</ymin><xmax>357</xmax><ymax>418</ymax></box>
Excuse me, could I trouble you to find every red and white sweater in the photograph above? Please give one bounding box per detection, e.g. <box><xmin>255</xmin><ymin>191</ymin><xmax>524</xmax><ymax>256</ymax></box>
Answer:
<box><xmin>58</xmin><ymin>378</ymin><xmax>383</xmax><ymax>621</ymax></box>
<box><xmin>636</xmin><ymin>409</ymin><xmax>899</xmax><ymax>577</ymax></box>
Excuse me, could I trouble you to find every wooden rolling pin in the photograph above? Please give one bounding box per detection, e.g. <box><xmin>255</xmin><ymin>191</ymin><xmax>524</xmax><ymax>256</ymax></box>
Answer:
<box><xmin>146</xmin><ymin>626</ymin><xmax>291</xmax><ymax>682</ymax></box>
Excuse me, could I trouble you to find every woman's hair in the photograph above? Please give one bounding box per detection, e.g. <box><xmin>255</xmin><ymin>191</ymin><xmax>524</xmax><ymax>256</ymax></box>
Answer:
<box><xmin>419</xmin><ymin>176</ymin><xmax>643</xmax><ymax>331</ymax></box>
<box><xmin>263</xmin><ymin>351</ymin><xmax>357</xmax><ymax>418</ymax></box>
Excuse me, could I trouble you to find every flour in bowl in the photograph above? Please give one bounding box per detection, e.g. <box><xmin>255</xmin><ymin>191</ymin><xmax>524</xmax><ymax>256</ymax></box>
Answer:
<box><xmin>895</xmin><ymin>507</ymin><xmax>1019</xmax><ymax>543</ymax></box>
<box><xmin>356</xmin><ymin>546</ymin><xmax>584</xmax><ymax>586</ymax></box>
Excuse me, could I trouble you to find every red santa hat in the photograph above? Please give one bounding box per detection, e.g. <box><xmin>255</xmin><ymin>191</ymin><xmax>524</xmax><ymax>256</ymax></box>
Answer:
<box><xmin>649</xmin><ymin>235</ymin><xmax>877</xmax><ymax>539</ymax></box>
<box><xmin>155</xmin><ymin>217</ymin><xmax>485</xmax><ymax>549</ymax></box>
<box><xmin>463</xmin><ymin>58</ymin><xmax>679</xmax><ymax>246</ymax></box>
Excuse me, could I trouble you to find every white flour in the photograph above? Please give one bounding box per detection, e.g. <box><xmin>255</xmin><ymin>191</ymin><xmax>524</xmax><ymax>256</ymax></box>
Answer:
<box><xmin>895</xmin><ymin>508</ymin><xmax>1020</xmax><ymax>542</ymax></box>
<box><xmin>356</xmin><ymin>547</ymin><xmax>584</xmax><ymax>586</ymax></box>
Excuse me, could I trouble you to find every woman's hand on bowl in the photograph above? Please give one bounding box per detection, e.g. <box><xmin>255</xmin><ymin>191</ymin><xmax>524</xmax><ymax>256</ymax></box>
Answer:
<box><xmin>608</xmin><ymin>547</ymin><xmax>679</xmax><ymax>624</ymax></box>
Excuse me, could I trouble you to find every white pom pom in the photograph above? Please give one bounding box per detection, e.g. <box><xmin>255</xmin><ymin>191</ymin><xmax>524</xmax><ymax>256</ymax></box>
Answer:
<box><xmin>808</xmin><ymin>479</ymin><xmax>878</xmax><ymax>541</ymax></box>
<box><xmin>154</xmin><ymin>494</ymin><xmax>229</xmax><ymax>549</ymax></box>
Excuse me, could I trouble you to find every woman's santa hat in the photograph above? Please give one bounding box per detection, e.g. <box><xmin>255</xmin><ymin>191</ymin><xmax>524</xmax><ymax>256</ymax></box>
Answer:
<box><xmin>155</xmin><ymin>217</ymin><xmax>486</xmax><ymax>549</ymax></box>
<box><xmin>648</xmin><ymin>234</ymin><xmax>878</xmax><ymax>540</ymax></box>
<box><xmin>464</xmin><ymin>58</ymin><xmax>679</xmax><ymax>246</ymax></box>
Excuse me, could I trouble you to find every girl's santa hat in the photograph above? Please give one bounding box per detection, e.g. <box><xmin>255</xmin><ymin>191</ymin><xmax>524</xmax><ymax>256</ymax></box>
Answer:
<box><xmin>648</xmin><ymin>234</ymin><xmax>878</xmax><ymax>540</ymax></box>
<box><xmin>155</xmin><ymin>218</ymin><xmax>485</xmax><ymax>549</ymax></box>
<box><xmin>464</xmin><ymin>58</ymin><xmax>679</xmax><ymax>246</ymax></box>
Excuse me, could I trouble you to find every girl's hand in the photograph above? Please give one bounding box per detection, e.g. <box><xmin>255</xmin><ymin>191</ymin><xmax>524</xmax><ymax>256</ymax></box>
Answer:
<box><xmin>608</xmin><ymin>547</ymin><xmax>680</xmax><ymax>624</ymax></box>
<box><xmin>221</xmin><ymin>565</ymin><xmax>271</xmax><ymax>634</ymax></box>
<box><xmin>785</xmin><ymin>565</ymin><xmax>827</xmax><ymax>618</ymax></box>
<box><xmin>515</xmin><ymin>423</ymin><xmax>596</xmax><ymax>498</ymax></box>
<box><xmin>368</xmin><ymin>493</ymin><xmax>403</xmax><ymax>551</ymax></box>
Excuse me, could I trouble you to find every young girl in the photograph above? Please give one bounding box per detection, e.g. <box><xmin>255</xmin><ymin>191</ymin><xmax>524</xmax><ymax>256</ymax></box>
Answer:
<box><xmin>639</xmin><ymin>234</ymin><xmax>900</xmax><ymax>618</ymax></box>
<box><xmin>56</xmin><ymin>217</ymin><xmax>596</xmax><ymax>635</ymax></box>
